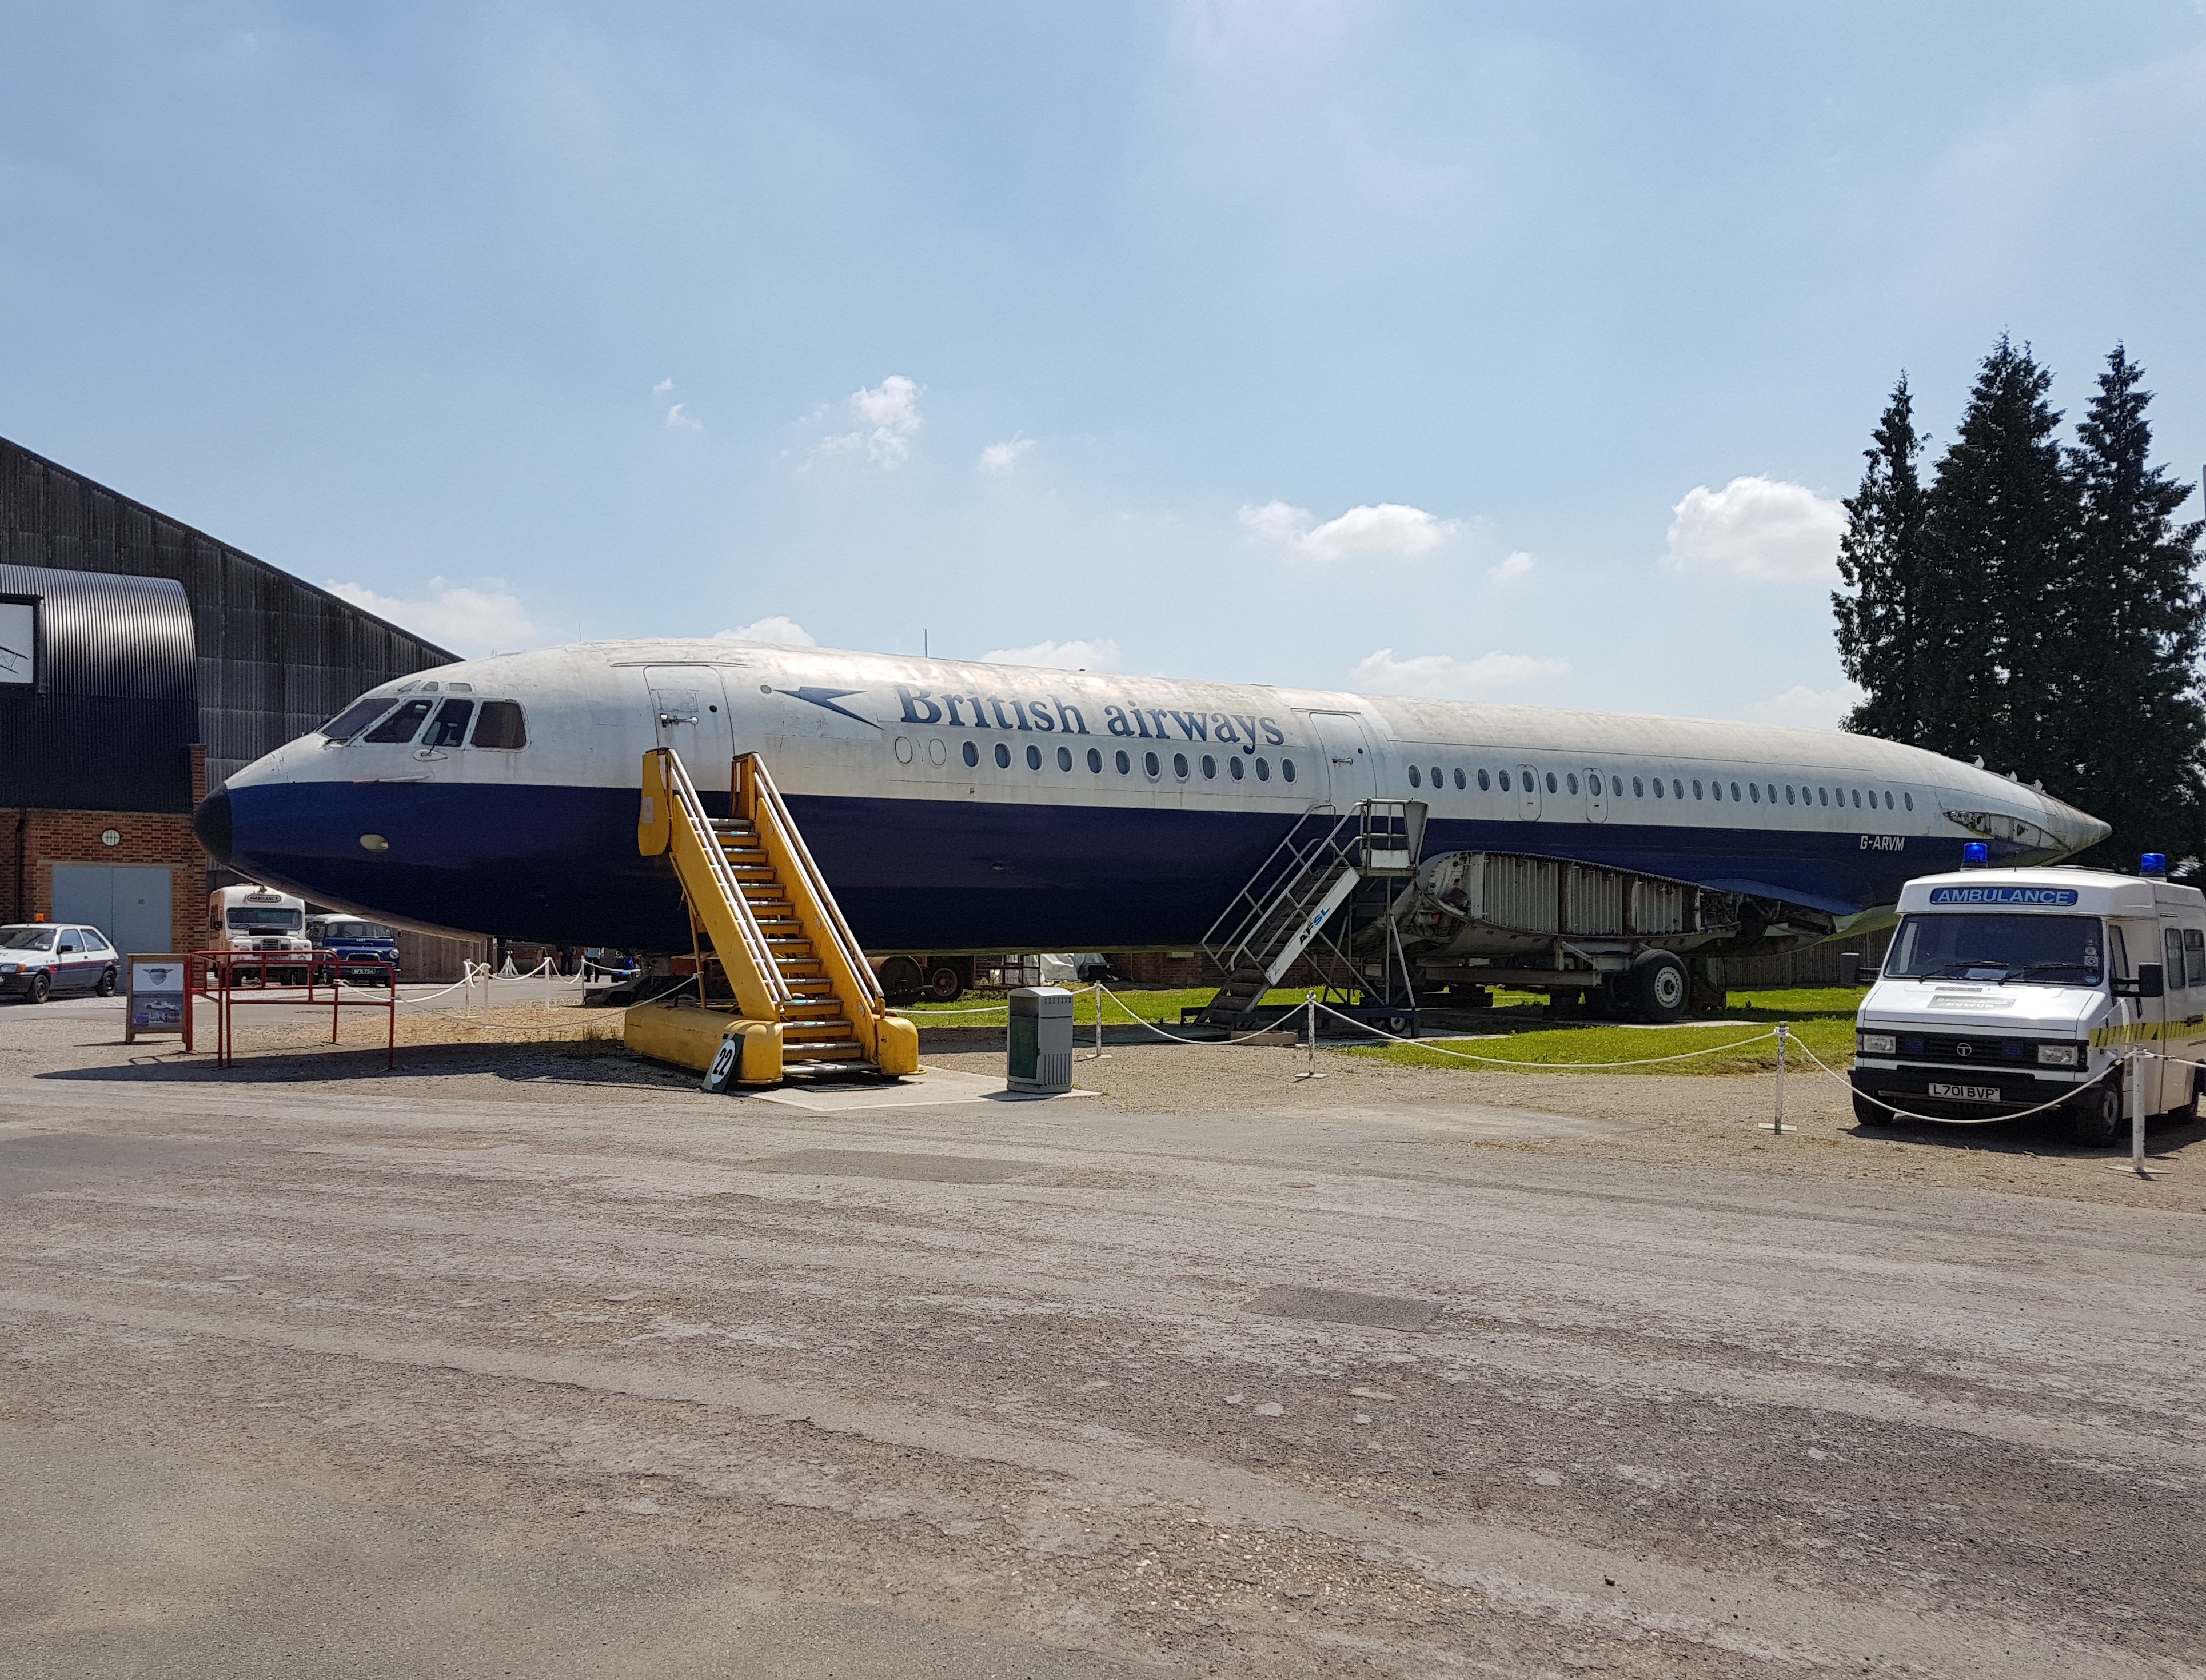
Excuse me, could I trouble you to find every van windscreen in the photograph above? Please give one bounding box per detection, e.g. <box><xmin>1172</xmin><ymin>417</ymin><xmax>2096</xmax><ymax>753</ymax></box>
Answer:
<box><xmin>1885</xmin><ymin>913</ymin><xmax>2103</xmax><ymax>986</ymax></box>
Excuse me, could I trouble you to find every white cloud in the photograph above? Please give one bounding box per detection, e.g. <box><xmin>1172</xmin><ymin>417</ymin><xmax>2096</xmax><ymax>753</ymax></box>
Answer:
<box><xmin>978</xmin><ymin>437</ymin><xmax>1034</xmax><ymax>474</ymax></box>
<box><xmin>325</xmin><ymin>578</ymin><xmax>537</xmax><ymax>657</ymax></box>
<box><xmin>1352</xmin><ymin>648</ymin><xmax>1570</xmax><ymax>699</ymax></box>
<box><xmin>816</xmin><ymin>374</ymin><xmax>924</xmax><ymax>468</ymax></box>
<box><xmin>1748</xmin><ymin>683</ymin><xmax>1862</xmax><ymax>730</ymax></box>
<box><xmin>1488</xmin><ymin>550</ymin><xmax>1534</xmax><ymax>585</ymax></box>
<box><xmin>713</xmin><ymin>615</ymin><xmax>816</xmax><ymax>647</ymax></box>
<box><xmin>980</xmin><ymin>637</ymin><xmax>1121</xmax><ymax>672</ymax></box>
<box><xmin>1238</xmin><ymin>500</ymin><xmax>1463</xmax><ymax>562</ymax></box>
<box><xmin>652</xmin><ymin>377</ymin><xmax>673</xmax><ymax>396</ymax></box>
<box><xmin>665</xmin><ymin>402</ymin><xmax>700</xmax><ymax>432</ymax></box>
<box><xmin>1662</xmin><ymin>476</ymin><xmax>1845</xmax><ymax>581</ymax></box>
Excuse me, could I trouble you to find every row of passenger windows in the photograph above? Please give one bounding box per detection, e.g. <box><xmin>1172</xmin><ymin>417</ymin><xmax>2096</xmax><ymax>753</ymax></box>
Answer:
<box><xmin>935</xmin><ymin>736</ymin><xmax>1298</xmax><ymax>783</ymax></box>
<box><xmin>320</xmin><ymin>693</ymin><xmax>528</xmax><ymax>751</ymax></box>
<box><xmin>1403</xmin><ymin>762</ymin><xmax>1912</xmax><ymax>812</ymax></box>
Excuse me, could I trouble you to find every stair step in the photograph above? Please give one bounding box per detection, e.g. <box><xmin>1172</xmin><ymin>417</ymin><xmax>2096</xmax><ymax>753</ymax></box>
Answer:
<box><xmin>787</xmin><ymin>1044</ymin><xmax>870</xmax><ymax>1063</ymax></box>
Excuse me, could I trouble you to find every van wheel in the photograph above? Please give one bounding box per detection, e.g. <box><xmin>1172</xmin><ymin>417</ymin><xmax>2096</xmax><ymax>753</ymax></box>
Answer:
<box><xmin>27</xmin><ymin>972</ymin><xmax>50</xmax><ymax>1004</ymax></box>
<box><xmin>1625</xmin><ymin>951</ymin><xmax>1689</xmax><ymax>1023</ymax></box>
<box><xmin>2069</xmin><ymin>1085</ymin><xmax>2123</xmax><ymax>1147</ymax></box>
<box><xmin>1852</xmin><ymin>1092</ymin><xmax>1894</xmax><ymax>1127</ymax></box>
<box><xmin>96</xmin><ymin>967</ymin><xmax>117</xmax><ymax>997</ymax></box>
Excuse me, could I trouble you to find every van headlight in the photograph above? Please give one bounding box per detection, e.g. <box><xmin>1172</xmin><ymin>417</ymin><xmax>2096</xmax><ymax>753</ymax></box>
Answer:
<box><xmin>1857</xmin><ymin>1032</ymin><xmax>1896</xmax><ymax>1056</ymax></box>
<box><xmin>2037</xmin><ymin>1043</ymin><xmax>2080</xmax><ymax>1067</ymax></box>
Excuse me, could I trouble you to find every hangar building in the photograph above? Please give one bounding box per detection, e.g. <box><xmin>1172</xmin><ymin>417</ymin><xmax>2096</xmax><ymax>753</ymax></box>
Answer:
<box><xmin>1</xmin><ymin>436</ymin><xmax>458</xmax><ymax>960</ymax></box>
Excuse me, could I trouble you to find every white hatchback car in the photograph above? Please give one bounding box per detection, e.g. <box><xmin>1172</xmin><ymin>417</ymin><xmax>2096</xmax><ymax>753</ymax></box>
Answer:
<box><xmin>0</xmin><ymin>924</ymin><xmax>121</xmax><ymax>1003</ymax></box>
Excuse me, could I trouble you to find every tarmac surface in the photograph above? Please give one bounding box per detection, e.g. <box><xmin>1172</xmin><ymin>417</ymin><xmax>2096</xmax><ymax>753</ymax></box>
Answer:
<box><xmin>2</xmin><ymin>997</ymin><xmax>2203</xmax><ymax>1678</ymax></box>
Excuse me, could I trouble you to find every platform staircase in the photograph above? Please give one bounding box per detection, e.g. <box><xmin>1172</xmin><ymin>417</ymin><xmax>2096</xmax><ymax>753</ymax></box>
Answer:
<box><xmin>628</xmin><ymin>746</ymin><xmax>917</xmax><ymax>1083</ymax></box>
<box><xmin>1196</xmin><ymin>800</ymin><xmax>1427</xmax><ymax>1029</ymax></box>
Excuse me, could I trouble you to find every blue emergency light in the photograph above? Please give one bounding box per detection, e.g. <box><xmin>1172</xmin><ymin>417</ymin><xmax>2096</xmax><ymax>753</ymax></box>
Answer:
<box><xmin>2141</xmin><ymin>852</ymin><xmax>2167</xmax><ymax>878</ymax></box>
<box><xmin>1961</xmin><ymin>842</ymin><xmax>1989</xmax><ymax>867</ymax></box>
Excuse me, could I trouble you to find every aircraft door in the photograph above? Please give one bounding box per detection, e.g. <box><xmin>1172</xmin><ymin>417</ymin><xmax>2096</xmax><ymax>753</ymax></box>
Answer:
<box><xmin>645</xmin><ymin>666</ymin><xmax>735</xmax><ymax>789</ymax></box>
<box><xmin>1585</xmin><ymin>768</ymin><xmax>1608</xmax><ymax>823</ymax></box>
<box><xmin>1517</xmin><ymin>765</ymin><xmax>1541</xmax><ymax>821</ymax></box>
<box><xmin>1307</xmin><ymin>712</ymin><xmax>1377</xmax><ymax>810</ymax></box>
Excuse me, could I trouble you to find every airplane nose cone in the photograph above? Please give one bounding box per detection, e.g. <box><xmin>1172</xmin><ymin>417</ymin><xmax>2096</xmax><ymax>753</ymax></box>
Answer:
<box><xmin>193</xmin><ymin>789</ymin><xmax>233</xmax><ymax>867</ymax></box>
<box><xmin>2040</xmin><ymin>793</ymin><xmax>2110</xmax><ymax>857</ymax></box>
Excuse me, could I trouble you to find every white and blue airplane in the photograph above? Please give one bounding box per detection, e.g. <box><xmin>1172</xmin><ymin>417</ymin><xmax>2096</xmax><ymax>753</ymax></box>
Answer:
<box><xmin>194</xmin><ymin>638</ymin><xmax>2110</xmax><ymax>988</ymax></box>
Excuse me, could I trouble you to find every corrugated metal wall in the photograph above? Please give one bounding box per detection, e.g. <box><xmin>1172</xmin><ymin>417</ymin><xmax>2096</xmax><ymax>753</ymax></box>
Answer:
<box><xmin>0</xmin><ymin>564</ymin><xmax>197</xmax><ymax>811</ymax></box>
<box><xmin>1</xmin><ymin>437</ymin><xmax>457</xmax><ymax>790</ymax></box>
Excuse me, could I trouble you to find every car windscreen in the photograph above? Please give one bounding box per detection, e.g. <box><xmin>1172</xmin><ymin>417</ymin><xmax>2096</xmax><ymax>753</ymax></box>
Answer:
<box><xmin>321</xmin><ymin>921</ymin><xmax>394</xmax><ymax>941</ymax></box>
<box><xmin>1885</xmin><ymin>913</ymin><xmax>2104</xmax><ymax>986</ymax></box>
<box><xmin>228</xmin><ymin>907</ymin><xmax>304</xmax><ymax>932</ymax></box>
<box><xmin>0</xmin><ymin>927</ymin><xmax>57</xmax><ymax>951</ymax></box>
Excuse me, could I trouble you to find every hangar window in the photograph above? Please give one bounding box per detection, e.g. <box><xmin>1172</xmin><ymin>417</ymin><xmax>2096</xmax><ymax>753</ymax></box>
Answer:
<box><xmin>1282</xmin><ymin>759</ymin><xmax>1296</xmax><ymax>782</ymax></box>
<box><xmin>1255</xmin><ymin>758</ymin><xmax>1270</xmax><ymax>781</ymax></box>
<box><xmin>364</xmin><ymin>699</ymin><xmax>435</xmax><ymax>744</ymax></box>
<box><xmin>1144</xmin><ymin>751</ymin><xmax>1160</xmax><ymax>777</ymax></box>
<box><xmin>1087</xmin><ymin>747</ymin><xmax>1103</xmax><ymax>772</ymax></box>
<box><xmin>1057</xmin><ymin>745</ymin><xmax>1073</xmax><ymax>771</ymax></box>
<box><xmin>424</xmin><ymin>699</ymin><xmax>473</xmax><ymax>748</ymax></box>
<box><xmin>964</xmin><ymin>741</ymin><xmax>979</xmax><ymax>767</ymax></box>
<box><xmin>1172</xmin><ymin>752</ymin><xmax>1188</xmax><ymax>779</ymax></box>
<box><xmin>1202</xmin><ymin>755</ymin><xmax>1216</xmax><ymax>779</ymax></box>
<box><xmin>995</xmin><ymin>743</ymin><xmax>1012</xmax><ymax>768</ymax></box>
<box><xmin>470</xmin><ymin>701</ymin><xmax>527</xmax><ymax>751</ymax></box>
<box><xmin>1455</xmin><ymin>768</ymin><xmax>1466</xmax><ymax>791</ymax></box>
<box><xmin>1230</xmin><ymin>757</ymin><xmax>1244</xmax><ymax>780</ymax></box>
<box><xmin>1545</xmin><ymin>772</ymin><xmax>1558</xmax><ymax>794</ymax></box>
<box><xmin>1115</xmin><ymin>749</ymin><xmax>1131</xmax><ymax>774</ymax></box>
<box><xmin>1408</xmin><ymin>765</ymin><xmax>1422</xmax><ymax>788</ymax></box>
<box><xmin>1633</xmin><ymin>777</ymin><xmax>1643</xmax><ymax>797</ymax></box>
<box><xmin>320</xmin><ymin>697</ymin><xmax>400</xmax><ymax>742</ymax></box>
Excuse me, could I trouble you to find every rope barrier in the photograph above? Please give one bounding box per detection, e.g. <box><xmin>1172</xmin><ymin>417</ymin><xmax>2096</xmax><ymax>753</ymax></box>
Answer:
<box><xmin>1786</xmin><ymin>1033</ymin><xmax>2124</xmax><ymax>1125</ymax></box>
<box><xmin>1311</xmin><ymin>1000</ymin><xmax>1782</xmax><ymax>1069</ymax></box>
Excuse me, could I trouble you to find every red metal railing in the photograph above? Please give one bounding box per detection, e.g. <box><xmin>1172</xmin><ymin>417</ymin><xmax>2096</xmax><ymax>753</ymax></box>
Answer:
<box><xmin>183</xmin><ymin>950</ymin><xmax>398</xmax><ymax>1070</ymax></box>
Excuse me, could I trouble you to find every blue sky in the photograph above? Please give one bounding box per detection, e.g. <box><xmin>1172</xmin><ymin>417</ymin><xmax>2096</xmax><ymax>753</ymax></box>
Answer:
<box><xmin>3</xmin><ymin>3</ymin><xmax>2202</xmax><ymax>727</ymax></box>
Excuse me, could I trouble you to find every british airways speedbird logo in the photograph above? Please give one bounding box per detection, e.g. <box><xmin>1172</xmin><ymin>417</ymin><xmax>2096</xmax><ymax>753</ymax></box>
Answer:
<box><xmin>765</xmin><ymin>685</ymin><xmax>880</xmax><ymax>728</ymax></box>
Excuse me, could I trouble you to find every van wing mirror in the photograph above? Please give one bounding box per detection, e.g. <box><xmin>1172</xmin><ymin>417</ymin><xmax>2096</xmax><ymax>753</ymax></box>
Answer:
<box><xmin>2114</xmin><ymin>963</ymin><xmax>2165</xmax><ymax>999</ymax></box>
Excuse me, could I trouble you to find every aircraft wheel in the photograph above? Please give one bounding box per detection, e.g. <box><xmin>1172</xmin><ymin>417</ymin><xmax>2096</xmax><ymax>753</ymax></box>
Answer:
<box><xmin>924</xmin><ymin>965</ymin><xmax>965</xmax><ymax>1003</ymax></box>
<box><xmin>2068</xmin><ymin>1084</ymin><xmax>2123</xmax><ymax>1148</ymax></box>
<box><xmin>877</xmin><ymin>956</ymin><xmax>925</xmax><ymax>1005</ymax></box>
<box><xmin>1624</xmin><ymin>951</ymin><xmax>1688</xmax><ymax>1023</ymax></box>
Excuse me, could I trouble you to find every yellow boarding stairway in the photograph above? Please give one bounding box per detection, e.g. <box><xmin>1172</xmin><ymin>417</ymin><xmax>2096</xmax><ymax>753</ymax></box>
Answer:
<box><xmin>624</xmin><ymin>747</ymin><xmax>919</xmax><ymax>1085</ymax></box>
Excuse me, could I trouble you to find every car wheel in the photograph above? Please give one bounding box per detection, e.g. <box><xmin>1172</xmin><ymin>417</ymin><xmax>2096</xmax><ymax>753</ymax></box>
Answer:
<box><xmin>27</xmin><ymin>972</ymin><xmax>50</xmax><ymax>1004</ymax></box>
<box><xmin>2069</xmin><ymin>1083</ymin><xmax>2123</xmax><ymax>1148</ymax></box>
<box><xmin>1852</xmin><ymin>1092</ymin><xmax>1894</xmax><ymax>1127</ymax></box>
<box><xmin>95</xmin><ymin>967</ymin><xmax>116</xmax><ymax>997</ymax></box>
<box><xmin>1624</xmin><ymin>950</ymin><xmax>1689</xmax><ymax>1023</ymax></box>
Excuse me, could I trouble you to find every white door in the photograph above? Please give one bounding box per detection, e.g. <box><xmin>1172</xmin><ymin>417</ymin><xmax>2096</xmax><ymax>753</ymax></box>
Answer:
<box><xmin>1307</xmin><ymin>712</ymin><xmax>1377</xmax><ymax>809</ymax></box>
<box><xmin>645</xmin><ymin>667</ymin><xmax>735</xmax><ymax>788</ymax></box>
<box><xmin>1517</xmin><ymin>764</ymin><xmax>1541</xmax><ymax>821</ymax></box>
<box><xmin>1584</xmin><ymin>768</ymin><xmax>1608</xmax><ymax>823</ymax></box>
<box><xmin>50</xmin><ymin>863</ymin><xmax>172</xmax><ymax>958</ymax></box>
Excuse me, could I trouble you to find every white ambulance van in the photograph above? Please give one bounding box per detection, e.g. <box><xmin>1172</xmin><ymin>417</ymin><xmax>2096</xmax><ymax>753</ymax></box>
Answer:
<box><xmin>1852</xmin><ymin>855</ymin><xmax>2204</xmax><ymax>1146</ymax></box>
<box><xmin>208</xmin><ymin>884</ymin><xmax>314</xmax><ymax>982</ymax></box>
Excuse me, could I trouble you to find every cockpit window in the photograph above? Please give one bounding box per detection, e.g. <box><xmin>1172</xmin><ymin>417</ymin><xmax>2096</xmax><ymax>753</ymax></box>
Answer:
<box><xmin>363</xmin><ymin>699</ymin><xmax>436</xmax><ymax>743</ymax></box>
<box><xmin>321</xmin><ymin>697</ymin><xmax>399</xmax><ymax>741</ymax></box>
<box><xmin>471</xmin><ymin>701</ymin><xmax>527</xmax><ymax>750</ymax></box>
<box><xmin>423</xmin><ymin>699</ymin><xmax>474</xmax><ymax>748</ymax></box>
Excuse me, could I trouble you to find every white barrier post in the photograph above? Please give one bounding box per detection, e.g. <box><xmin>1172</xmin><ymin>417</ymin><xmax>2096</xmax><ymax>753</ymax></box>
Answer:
<box><xmin>1088</xmin><ymin>978</ymin><xmax>1107</xmax><ymax>1061</ymax></box>
<box><xmin>1296</xmin><ymin>990</ymin><xmax>1324</xmax><ymax>1082</ymax></box>
<box><xmin>1773</xmin><ymin>1021</ymin><xmax>1786</xmax><ymax>1135</ymax></box>
<box><xmin>2132</xmin><ymin>1048</ymin><xmax>2147</xmax><ymax>1175</ymax></box>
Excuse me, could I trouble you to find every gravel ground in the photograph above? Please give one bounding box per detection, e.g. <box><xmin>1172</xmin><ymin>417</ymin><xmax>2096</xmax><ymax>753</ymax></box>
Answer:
<box><xmin>3</xmin><ymin>996</ymin><xmax>2201</xmax><ymax>1677</ymax></box>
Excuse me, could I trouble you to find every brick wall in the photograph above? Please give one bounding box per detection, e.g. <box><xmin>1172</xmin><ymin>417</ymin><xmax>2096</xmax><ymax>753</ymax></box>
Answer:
<box><xmin>5</xmin><ymin>806</ymin><xmax>207</xmax><ymax>953</ymax></box>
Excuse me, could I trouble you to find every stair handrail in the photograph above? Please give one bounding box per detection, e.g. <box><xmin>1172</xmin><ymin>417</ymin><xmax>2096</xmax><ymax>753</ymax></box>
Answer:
<box><xmin>1202</xmin><ymin>804</ymin><xmax>1357</xmax><ymax>973</ymax></box>
<box><xmin>644</xmin><ymin>746</ymin><xmax>793</xmax><ymax>1014</ymax></box>
<box><xmin>737</xmin><ymin>753</ymin><xmax>887</xmax><ymax>1017</ymax></box>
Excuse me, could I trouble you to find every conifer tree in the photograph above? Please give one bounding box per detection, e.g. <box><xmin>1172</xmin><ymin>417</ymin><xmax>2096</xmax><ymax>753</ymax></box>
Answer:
<box><xmin>1917</xmin><ymin>336</ymin><xmax>2073</xmax><ymax>777</ymax></box>
<box><xmin>1833</xmin><ymin>378</ymin><xmax>1932</xmax><ymax>743</ymax></box>
<box><xmin>2056</xmin><ymin>346</ymin><xmax>2206</xmax><ymax>864</ymax></box>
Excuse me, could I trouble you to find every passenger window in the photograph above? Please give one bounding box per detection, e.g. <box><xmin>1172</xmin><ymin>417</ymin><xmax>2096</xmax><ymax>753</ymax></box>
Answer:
<box><xmin>1230</xmin><ymin>756</ymin><xmax>1243</xmax><ymax>780</ymax></box>
<box><xmin>365</xmin><ymin>698</ymin><xmax>435</xmax><ymax>743</ymax></box>
<box><xmin>1545</xmin><ymin>772</ymin><xmax>1557</xmax><ymax>794</ymax></box>
<box><xmin>964</xmin><ymin>741</ymin><xmax>979</xmax><ymax>767</ymax></box>
<box><xmin>1731</xmin><ymin>782</ymin><xmax>1742</xmax><ymax>801</ymax></box>
<box><xmin>1784</xmin><ymin>785</ymin><xmax>1795</xmax><ymax>805</ymax></box>
<box><xmin>1087</xmin><ymin>747</ymin><xmax>1103</xmax><ymax>772</ymax></box>
<box><xmin>995</xmin><ymin>743</ymin><xmax>1011</xmax><ymax>768</ymax></box>
<box><xmin>1172</xmin><ymin>752</ymin><xmax>1188</xmax><ymax>779</ymax></box>
<box><xmin>1633</xmin><ymin>777</ymin><xmax>1643</xmax><ymax>797</ymax></box>
<box><xmin>1903</xmin><ymin>791</ymin><xmax>1913</xmax><ymax>811</ymax></box>
<box><xmin>1431</xmin><ymin>765</ymin><xmax>1442</xmax><ymax>788</ymax></box>
<box><xmin>1409</xmin><ymin>765</ymin><xmax>1422</xmax><ymax>788</ymax></box>
<box><xmin>1477</xmin><ymin>768</ymin><xmax>1489</xmax><ymax>790</ymax></box>
<box><xmin>1201</xmin><ymin>755</ymin><xmax>1216</xmax><ymax>779</ymax></box>
<box><xmin>470</xmin><ymin>701</ymin><xmax>527</xmax><ymax>750</ymax></box>
<box><xmin>2188</xmin><ymin>928</ymin><xmax>2205</xmax><ymax>987</ymax></box>
<box><xmin>1885</xmin><ymin>791</ymin><xmax>1894</xmax><ymax>809</ymax></box>
<box><xmin>1817</xmin><ymin>787</ymin><xmax>1828</xmax><ymax>807</ymax></box>
<box><xmin>1851</xmin><ymin>788</ymin><xmax>1861</xmax><ymax>808</ymax></box>
<box><xmin>1766</xmin><ymin>784</ymin><xmax>1776</xmax><ymax>803</ymax></box>
<box><xmin>1709</xmin><ymin>781</ymin><xmax>1719</xmax><ymax>800</ymax></box>
<box><xmin>1026</xmin><ymin>744</ymin><xmax>1042</xmax><ymax>769</ymax></box>
<box><xmin>1749</xmin><ymin>783</ymin><xmax>1760</xmax><ymax>803</ymax></box>
<box><xmin>1454</xmin><ymin>768</ymin><xmax>1466</xmax><ymax>790</ymax></box>
<box><xmin>1058</xmin><ymin>745</ymin><xmax>1074</xmax><ymax>771</ymax></box>
<box><xmin>1567</xmin><ymin>773</ymin><xmax>1578</xmax><ymax>794</ymax></box>
<box><xmin>1282</xmin><ymin>759</ymin><xmax>1295</xmax><ymax>782</ymax></box>
<box><xmin>1255</xmin><ymin>758</ymin><xmax>1270</xmax><ymax>781</ymax></box>
<box><xmin>1497</xmin><ymin>770</ymin><xmax>1509</xmax><ymax>791</ymax></box>
<box><xmin>424</xmin><ymin>698</ymin><xmax>473</xmax><ymax>748</ymax></box>
<box><xmin>1144</xmin><ymin>751</ymin><xmax>1160</xmax><ymax>777</ymax></box>
<box><xmin>1116</xmin><ymin>749</ymin><xmax>1131</xmax><ymax>774</ymax></box>
<box><xmin>1673</xmin><ymin>779</ymin><xmax>1683</xmax><ymax>798</ymax></box>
